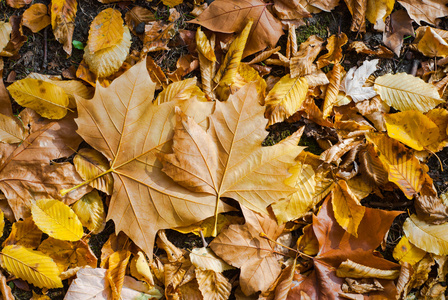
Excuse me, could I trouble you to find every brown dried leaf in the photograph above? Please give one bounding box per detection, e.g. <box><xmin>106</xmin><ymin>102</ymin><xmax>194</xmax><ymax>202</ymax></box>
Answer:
<box><xmin>51</xmin><ymin>0</ymin><xmax>77</xmax><ymax>55</ymax></box>
<box><xmin>383</xmin><ymin>10</ymin><xmax>414</xmax><ymax>56</ymax></box>
<box><xmin>317</xmin><ymin>33</ymin><xmax>347</xmax><ymax>69</ymax></box>
<box><xmin>290</xmin><ymin>35</ymin><xmax>324</xmax><ymax>78</ymax></box>
<box><xmin>22</xmin><ymin>4</ymin><xmax>50</xmax><ymax>33</ymax></box>
<box><xmin>0</xmin><ymin>16</ymin><xmax>27</xmax><ymax>58</ymax></box>
<box><xmin>398</xmin><ymin>0</ymin><xmax>448</xmax><ymax>25</ymax></box>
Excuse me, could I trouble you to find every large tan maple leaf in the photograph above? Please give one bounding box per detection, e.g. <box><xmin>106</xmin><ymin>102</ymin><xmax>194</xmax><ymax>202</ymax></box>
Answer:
<box><xmin>159</xmin><ymin>83</ymin><xmax>305</xmax><ymax>218</ymax></box>
<box><xmin>70</xmin><ymin>60</ymin><xmax>222</xmax><ymax>258</ymax></box>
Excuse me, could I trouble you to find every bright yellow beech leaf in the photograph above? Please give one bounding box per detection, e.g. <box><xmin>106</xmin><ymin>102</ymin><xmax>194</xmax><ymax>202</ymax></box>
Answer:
<box><xmin>366</xmin><ymin>133</ymin><xmax>424</xmax><ymax>199</ymax></box>
<box><xmin>174</xmin><ymin>214</ymin><xmax>243</xmax><ymax>238</ymax></box>
<box><xmin>374</xmin><ymin>73</ymin><xmax>444</xmax><ymax>112</ymax></box>
<box><xmin>84</xmin><ymin>26</ymin><xmax>131</xmax><ymax>78</ymax></box>
<box><xmin>426</xmin><ymin>108</ymin><xmax>448</xmax><ymax>151</ymax></box>
<box><xmin>331</xmin><ymin>180</ymin><xmax>365</xmax><ymax>237</ymax></box>
<box><xmin>366</xmin><ymin>0</ymin><xmax>394</xmax><ymax>25</ymax></box>
<box><xmin>129</xmin><ymin>251</ymin><xmax>154</xmax><ymax>286</ymax></box>
<box><xmin>74</xmin><ymin>148</ymin><xmax>113</xmax><ymax>195</ymax></box>
<box><xmin>155</xmin><ymin>77</ymin><xmax>206</xmax><ymax>104</ymax></box>
<box><xmin>196</xmin><ymin>27</ymin><xmax>216</xmax><ymax>62</ymax></box>
<box><xmin>393</xmin><ymin>236</ymin><xmax>427</xmax><ymax>265</ymax></box>
<box><xmin>31</xmin><ymin>199</ymin><xmax>84</xmax><ymax>241</ymax></box>
<box><xmin>1</xmin><ymin>245</ymin><xmax>62</xmax><ymax>288</ymax></box>
<box><xmin>403</xmin><ymin>214</ymin><xmax>448</xmax><ymax>256</ymax></box>
<box><xmin>385</xmin><ymin>111</ymin><xmax>439</xmax><ymax>151</ymax></box>
<box><xmin>264</xmin><ymin>74</ymin><xmax>308</xmax><ymax>126</ymax></box>
<box><xmin>88</xmin><ymin>8</ymin><xmax>124</xmax><ymax>53</ymax></box>
<box><xmin>72</xmin><ymin>190</ymin><xmax>105</xmax><ymax>234</ymax></box>
<box><xmin>7</xmin><ymin>78</ymin><xmax>70</xmax><ymax>119</ymax></box>
<box><xmin>233</xmin><ymin>63</ymin><xmax>267</xmax><ymax>99</ymax></box>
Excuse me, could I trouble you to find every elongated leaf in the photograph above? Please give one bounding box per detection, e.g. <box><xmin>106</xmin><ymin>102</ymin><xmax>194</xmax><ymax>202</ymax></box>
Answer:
<box><xmin>0</xmin><ymin>22</ymin><xmax>12</xmax><ymax>53</ymax></box>
<box><xmin>403</xmin><ymin>214</ymin><xmax>448</xmax><ymax>256</ymax></box>
<box><xmin>366</xmin><ymin>133</ymin><xmax>424</xmax><ymax>199</ymax></box>
<box><xmin>31</xmin><ymin>199</ymin><xmax>83</xmax><ymax>241</ymax></box>
<box><xmin>336</xmin><ymin>259</ymin><xmax>400</xmax><ymax>280</ymax></box>
<box><xmin>374</xmin><ymin>73</ymin><xmax>444</xmax><ymax>112</ymax></box>
<box><xmin>196</xmin><ymin>27</ymin><xmax>216</xmax><ymax>62</ymax></box>
<box><xmin>7</xmin><ymin>78</ymin><xmax>69</xmax><ymax>119</ymax></box>
<box><xmin>323</xmin><ymin>63</ymin><xmax>343</xmax><ymax>118</ymax></box>
<box><xmin>1</xmin><ymin>245</ymin><xmax>62</xmax><ymax>288</ymax></box>
<box><xmin>72</xmin><ymin>190</ymin><xmax>105</xmax><ymax>234</ymax></box>
<box><xmin>88</xmin><ymin>8</ymin><xmax>124</xmax><ymax>53</ymax></box>
<box><xmin>105</xmin><ymin>250</ymin><xmax>131</xmax><ymax>300</ymax></box>
<box><xmin>264</xmin><ymin>74</ymin><xmax>308</xmax><ymax>126</ymax></box>
<box><xmin>196</xmin><ymin>269</ymin><xmax>232</xmax><ymax>300</ymax></box>
<box><xmin>74</xmin><ymin>148</ymin><xmax>113</xmax><ymax>195</ymax></box>
<box><xmin>0</xmin><ymin>113</ymin><xmax>26</xmax><ymax>143</ymax></box>
<box><xmin>51</xmin><ymin>0</ymin><xmax>77</xmax><ymax>55</ymax></box>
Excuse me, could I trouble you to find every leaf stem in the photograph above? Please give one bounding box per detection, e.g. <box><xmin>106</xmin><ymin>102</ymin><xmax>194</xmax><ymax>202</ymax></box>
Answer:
<box><xmin>60</xmin><ymin>168</ymin><xmax>113</xmax><ymax>196</ymax></box>
<box><xmin>259</xmin><ymin>232</ymin><xmax>314</xmax><ymax>260</ymax></box>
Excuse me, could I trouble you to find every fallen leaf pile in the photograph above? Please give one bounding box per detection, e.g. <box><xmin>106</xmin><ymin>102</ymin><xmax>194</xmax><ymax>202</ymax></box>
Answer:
<box><xmin>2</xmin><ymin>0</ymin><xmax>448</xmax><ymax>299</ymax></box>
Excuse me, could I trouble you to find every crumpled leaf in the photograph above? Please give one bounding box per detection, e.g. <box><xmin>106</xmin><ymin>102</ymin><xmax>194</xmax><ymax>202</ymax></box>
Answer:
<box><xmin>87</xmin><ymin>8</ymin><xmax>124</xmax><ymax>53</ymax></box>
<box><xmin>365</xmin><ymin>0</ymin><xmax>394</xmax><ymax>25</ymax></box>
<box><xmin>129</xmin><ymin>251</ymin><xmax>154</xmax><ymax>286</ymax></box>
<box><xmin>383</xmin><ymin>10</ymin><xmax>414</xmax><ymax>56</ymax></box>
<box><xmin>337</xmin><ymin>259</ymin><xmax>400</xmax><ymax>280</ymax></box>
<box><xmin>160</xmin><ymin>83</ymin><xmax>304</xmax><ymax>218</ymax></box>
<box><xmin>22</xmin><ymin>4</ymin><xmax>50</xmax><ymax>33</ymax></box>
<box><xmin>190</xmin><ymin>0</ymin><xmax>283</xmax><ymax>57</ymax></box>
<box><xmin>316</xmin><ymin>33</ymin><xmax>347</xmax><ymax>69</ymax></box>
<box><xmin>31</xmin><ymin>199</ymin><xmax>84</xmax><ymax>242</ymax></box>
<box><xmin>264</xmin><ymin>75</ymin><xmax>308</xmax><ymax>126</ymax></box>
<box><xmin>323</xmin><ymin>63</ymin><xmax>344</xmax><ymax>118</ymax></box>
<box><xmin>0</xmin><ymin>22</ymin><xmax>12</xmax><ymax>55</ymax></box>
<box><xmin>7</xmin><ymin>78</ymin><xmax>70</xmax><ymax>119</ymax></box>
<box><xmin>403</xmin><ymin>214</ymin><xmax>448</xmax><ymax>256</ymax></box>
<box><xmin>417</xmin><ymin>26</ymin><xmax>448</xmax><ymax>58</ymax></box>
<box><xmin>374</xmin><ymin>73</ymin><xmax>445</xmax><ymax>112</ymax></box>
<box><xmin>0</xmin><ymin>16</ymin><xmax>27</xmax><ymax>58</ymax></box>
<box><xmin>105</xmin><ymin>250</ymin><xmax>131</xmax><ymax>300</ymax></box>
<box><xmin>290</xmin><ymin>35</ymin><xmax>324</xmax><ymax>77</ymax></box>
<box><xmin>398</xmin><ymin>0</ymin><xmax>448</xmax><ymax>25</ymax></box>
<box><xmin>142</xmin><ymin>21</ymin><xmax>175</xmax><ymax>53</ymax></box>
<box><xmin>51</xmin><ymin>0</ymin><xmax>77</xmax><ymax>55</ymax></box>
<box><xmin>366</xmin><ymin>132</ymin><xmax>425</xmax><ymax>199</ymax></box>
<box><xmin>210</xmin><ymin>206</ymin><xmax>285</xmax><ymax>296</ymax></box>
<box><xmin>155</xmin><ymin>77</ymin><xmax>206</xmax><ymax>104</ymax></box>
<box><xmin>1</xmin><ymin>245</ymin><xmax>62</xmax><ymax>289</ymax></box>
<box><xmin>340</xmin><ymin>59</ymin><xmax>378</xmax><ymax>102</ymax></box>
<box><xmin>0</xmin><ymin>109</ymin><xmax>90</xmax><ymax>220</ymax></box>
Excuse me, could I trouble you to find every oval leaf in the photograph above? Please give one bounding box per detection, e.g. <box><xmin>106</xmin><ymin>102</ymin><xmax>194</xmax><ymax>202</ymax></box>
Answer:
<box><xmin>72</xmin><ymin>190</ymin><xmax>105</xmax><ymax>234</ymax></box>
<box><xmin>31</xmin><ymin>199</ymin><xmax>83</xmax><ymax>241</ymax></box>
<box><xmin>74</xmin><ymin>148</ymin><xmax>113</xmax><ymax>195</ymax></box>
<box><xmin>1</xmin><ymin>245</ymin><xmax>62</xmax><ymax>288</ymax></box>
<box><xmin>88</xmin><ymin>8</ymin><xmax>124</xmax><ymax>53</ymax></box>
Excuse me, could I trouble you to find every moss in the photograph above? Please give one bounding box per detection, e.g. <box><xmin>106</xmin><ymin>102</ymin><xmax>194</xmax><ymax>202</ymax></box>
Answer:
<box><xmin>298</xmin><ymin>135</ymin><xmax>324</xmax><ymax>155</ymax></box>
<box><xmin>296</xmin><ymin>14</ymin><xmax>331</xmax><ymax>44</ymax></box>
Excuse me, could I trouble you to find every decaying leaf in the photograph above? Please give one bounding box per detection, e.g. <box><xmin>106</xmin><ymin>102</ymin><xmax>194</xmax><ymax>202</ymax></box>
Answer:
<box><xmin>22</xmin><ymin>4</ymin><xmax>51</xmax><ymax>33</ymax></box>
<box><xmin>3</xmin><ymin>217</ymin><xmax>43</xmax><ymax>249</ymax></box>
<box><xmin>0</xmin><ymin>113</ymin><xmax>26</xmax><ymax>144</ymax></box>
<box><xmin>317</xmin><ymin>33</ymin><xmax>347</xmax><ymax>69</ymax></box>
<box><xmin>51</xmin><ymin>0</ymin><xmax>77</xmax><ymax>55</ymax></box>
<box><xmin>398</xmin><ymin>0</ymin><xmax>448</xmax><ymax>25</ymax></box>
<box><xmin>336</xmin><ymin>259</ymin><xmax>400</xmax><ymax>280</ymax></box>
<box><xmin>417</xmin><ymin>26</ymin><xmax>448</xmax><ymax>58</ymax></box>
<box><xmin>340</xmin><ymin>59</ymin><xmax>378</xmax><ymax>102</ymax></box>
<box><xmin>290</xmin><ymin>35</ymin><xmax>324</xmax><ymax>77</ymax></box>
<box><xmin>196</xmin><ymin>269</ymin><xmax>232</xmax><ymax>300</ymax></box>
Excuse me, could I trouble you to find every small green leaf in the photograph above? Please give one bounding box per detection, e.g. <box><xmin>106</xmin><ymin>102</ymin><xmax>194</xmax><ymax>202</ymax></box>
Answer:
<box><xmin>72</xmin><ymin>40</ymin><xmax>84</xmax><ymax>50</ymax></box>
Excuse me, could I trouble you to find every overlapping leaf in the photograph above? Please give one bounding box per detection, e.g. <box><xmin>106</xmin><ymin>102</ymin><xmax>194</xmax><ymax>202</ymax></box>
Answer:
<box><xmin>51</xmin><ymin>0</ymin><xmax>77</xmax><ymax>55</ymax></box>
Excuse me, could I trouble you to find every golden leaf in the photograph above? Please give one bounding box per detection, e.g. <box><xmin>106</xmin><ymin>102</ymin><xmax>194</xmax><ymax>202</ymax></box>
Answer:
<box><xmin>105</xmin><ymin>250</ymin><xmax>131</xmax><ymax>300</ymax></box>
<box><xmin>31</xmin><ymin>199</ymin><xmax>84</xmax><ymax>241</ymax></box>
<box><xmin>317</xmin><ymin>33</ymin><xmax>347</xmax><ymax>69</ymax></box>
<box><xmin>426</xmin><ymin>108</ymin><xmax>448</xmax><ymax>151</ymax></box>
<box><xmin>22</xmin><ymin>4</ymin><xmax>51</xmax><ymax>33</ymax></box>
<box><xmin>196</xmin><ymin>269</ymin><xmax>232</xmax><ymax>300</ymax></box>
<box><xmin>0</xmin><ymin>113</ymin><xmax>26</xmax><ymax>144</ymax></box>
<box><xmin>233</xmin><ymin>63</ymin><xmax>267</xmax><ymax>99</ymax></box>
<box><xmin>51</xmin><ymin>0</ymin><xmax>77</xmax><ymax>55</ymax></box>
<box><xmin>129</xmin><ymin>251</ymin><xmax>154</xmax><ymax>286</ymax></box>
<box><xmin>417</xmin><ymin>26</ymin><xmax>448</xmax><ymax>57</ymax></box>
<box><xmin>155</xmin><ymin>77</ymin><xmax>206</xmax><ymax>104</ymax></box>
<box><xmin>366</xmin><ymin>0</ymin><xmax>394</xmax><ymax>25</ymax></box>
<box><xmin>264</xmin><ymin>75</ymin><xmax>308</xmax><ymax>126</ymax></box>
<box><xmin>0</xmin><ymin>22</ymin><xmax>12</xmax><ymax>53</ymax></box>
<box><xmin>72</xmin><ymin>190</ymin><xmax>105</xmax><ymax>234</ymax></box>
<box><xmin>366</xmin><ymin>133</ymin><xmax>424</xmax><ymax>199</ymax></box>
<box><xmin>84</xmin><ymin>26</ymin><xmax>131</xmax><ymax>78</ymax></box>
<box><xmin>88</xmin><ymin>8</ymin><xmax>124</xmax><ymax>53</ymax></box>
<box><xmin>332</xmin><ymin>180</ymin><xmax>365</xmax><ymax>237</ymax></box>
<box><xmin>1</xmin><ymin>245</ymin><xmax>62</xmax><ymax>288</ymax></box>
<box><xmin>385</xmin><ymin>111</ymin><xmax>439</xmax><ymax>151</ymax></box>
<box><xmin>0</xmin><ymin>210</ymin><xmax>3</xmax><ymax>237</ymax></box>
<box><xmin>403</xmin><ymin>214</ymin><xmax>448</xmax><ymax>256</ymax></box>
<box><xmin>174</xmin><ymin>214</ymin><xmax>243</xmax><ymax>238</ymax></box>
<box><xmin>322</xmin><ymin>63</ymin><xmax>344</xmax><ymax>118</ymax></box>
<box><xmin>190</xmin><ymin>247</ymin><xmax>233</xmax><ymax>272</ymax></box>
<box><xmin>196</xmin><ymin>27</ymin><xmax>216</xmax><ymax>62</ymax></box>
<box><xmin>393</xmin><ymin>236</ymin><xmax>427</xmax><ymax>265</ymax></box>
<box><xmin>290</xmin><ymin>35</ymin><xmax>324</xmax><ymax>77</ymax></box>
<box><xmin>73</xmin><ymin>148</ymin><xmax>113</xmax><ymax>195</ymax></box>
<box><xmin>7</xmin><ymin>78</ymin><xmax>70</xmax><ymax>119</ymax></box>
<box><xmin>336</xmin><ymin>259</ymin><xmax>400</xmax><ymax>280</ymax></box>
<box><xmin>3</xmin><ymin>217</ymin><xmax>42</xmax><ymax>249</ymax></box>
<box><xmin>374</xmin><ymin>73</ymin><xmax>445</xmax><ymax>112</ymax></box>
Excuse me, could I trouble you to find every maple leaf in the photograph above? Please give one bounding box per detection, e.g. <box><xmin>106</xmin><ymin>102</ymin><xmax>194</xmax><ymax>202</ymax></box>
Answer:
<box><xmin>159</xmin><ymin>83</ymin><xmax>304</xmax><ymax>220</ymax></box>
<box><xmin>210</xmin><ymin>206</ymin><xmax>285</xmax><ymax>296</ymax></box>
<box><xmin>0</xmin><ymin>108</ymin><xmax>90</xmax><ymax>220</ymax></box>
<box><xmin>190</xmin><ymin>0</ymin><xmax>283</xmax><ymax>57</ymax></box>
<box><xmin>288</xmin><ymin>197</ymin><xmax>402</xmax><ymax>299</ymax></box>
<box><xmin>66</xmin><ymin>60</ymin><xmax>226</xmax><ymax>259</ymax></box>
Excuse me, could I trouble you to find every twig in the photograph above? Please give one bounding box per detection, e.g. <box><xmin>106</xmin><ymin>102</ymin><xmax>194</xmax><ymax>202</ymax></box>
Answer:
<box><xmin>43</xmin><ymin>27</ymin><xmax>48</xmax><ymax>70</ymax></box>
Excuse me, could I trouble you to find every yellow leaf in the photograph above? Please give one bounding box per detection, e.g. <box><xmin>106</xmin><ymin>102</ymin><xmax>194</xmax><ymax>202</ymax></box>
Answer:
<box><xmin>0</xmin><ymin>22</ymin><xmax>12</xmax><ymax>53</ymax></box>
<box><xmin>3</xmin><ymin>217</ymin><xmax>42</xmax><ymax>249</ymax></box>
<box><xmin>374</xmin><ymin>73</ymin><xmax>445</xmax><ymax>112</ymax></box>
<box><xmin>174</xmin><ymin>214</ymin><xmax>242</xmax><ymax>237</ymax></box>
<box><xmin>317</xmin><ymin>33</ymin><xmax>347</xmax><ymax>69</ymax></box>
<box><xmin>48</xmin><ymin>80</ymin><xmax>94</xmax><ymax>109</ymax></box>
<box><xmin>417</xmin><ymin>26</ymin><xmax>448</xmax><ymax>58</ymax></box>
<box><xmin>7</xmin><ymin>78</ymin><xmax>70</xmax><ymax>119</ymax></box>
<box><xmin>426</xmin><ymin>108</ymin><xmax>448</xmax><ymax>151</ymax></box>
<box><xmin>264</xmin><ymin>75</ymin><xmax>308</xmax><ymax>126</ymax></box>
<box><xmin>336</xmin><ymin>259</ymin><xmax>399</xmax><ymax>280</ymax></box>
<box><xmin>72</xmin><ymin>190</ymin><xmax>105</xmax><ymax>234</ymax></box>
<box><xmin>323</xmin><ymin>63</ymin><xmax>344</xmax><ymax>118</ymax></box>
<box><xmin>163</xmin><ymin>0</ymin><xmax>183</xmax><ymax>6</ymax></box>
<box><xmin>366</xmin><ymin>0</ymin><xmax>394</xmax><ymax>25</ymax></box>
<box><xmin>214</xmin><ymin>20</ymin><xmax>252</xmax><ymax>87</ymax></box>
<box><xmin>105</xmin><ymin>250</ymin><xmax>131</xmax><ymax>300</ymax></box>
<box><xmin>190</xmin><ymin>247</ymin><xmax>233</xmax><ymax>272</ymax></box>
<box><xmin>84</xmin><ymin>26</ymin><xmax>131</xmax><ymax>78</ymax></box>
<box><xmin>271</xmin><ymin>161</ymin><xmax>316</xmax><ymax>224</ymax></box>
<box><xmin>403</xmin><ymin>214</ymin><xmax>448</xmax><ymax>256</ymax></box>
<box><xmin>196</xmin><ymin>27</ymin><xmax>216</xmax><ymax>62</ymax></box>
<box><xmin>73</xmin><ymin>148</ymin><xmax>113</xmax><ymax>195</ymax></box>
<box><xmin>0</xmin><ymin>113</ymin><xmax>26</xmax><ymax>143</ymax></box>
<box><xmin>1</xmin><ymin>245</ymin><xmax>62</xmax><ymax>288</ymax></box>
<box><xmin>31</xmin><ymin>291</ymin><xmax>51</xmax><ymax>300</ymax></box>
<box><xmin>51</xmin><ymin>0</ymin><xmax>77</xmax><ymax>55</ymax></box>
<box><xmin>129</xmin><ymin>251</ymin><xmax>154</xmax><ymax>286</ymax></box>
<box><xmin>331</xmin><ymin>180</ymin><xmax>365</xmax><ymax>237</ymax></box>
<box><xmin>233</xmin><ymin>63</ymin><xmax>267</xmax><ymax>99</ymax></box>
<box><xmin>366</xmin><ymin>133</ymin><xmax>425</xmax><ymax>199</ymax></box>
<box><xmin>0</xmin><ymin>209</ymin><xmax>3</xmax><ymax>237</ymax></box>
<box><xmin>31</xmin><ymin>199</ymin><xmax>84</xmax><ymax>241</ymax></box>
<box><xmin>155</xmin><ymin>77</ymin><xmax>206</xmax><ymax>104</ymax></box>
<box><xmin>38</xmin><ymin>237</ymin><xmax>97</xmax><ymax>273</ymax></box>
<box><xmin>196</xmin><ymin>269</ymin><xmax>232</xmax><ymax>300</ymax></box>
<box><xmin>88</xmin><ymin>8</ymin><xmax>124</xmax><ymax>53</ymax></box>
<box><xmin>393</xmin><ymin>236</ymin><xmax>427</xmax><ymax>265</ymax></box>
<box><xmin>297</xmin><ymin>224</ymin><xmax>319</xmax><ymax>256</ymax></box>
<box><xmin>22</xmin><ymin>4</ymin><xmax>51</xmax><ymax>34</ymax></box>
<box><xmin>385</xmin><ymin>111</ymin><xmax>439</xmax><ymax>151</ymax></box>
